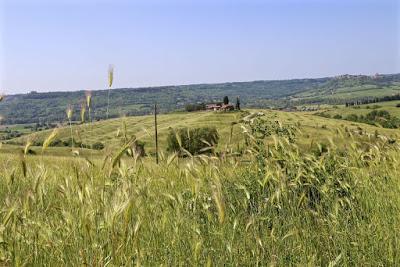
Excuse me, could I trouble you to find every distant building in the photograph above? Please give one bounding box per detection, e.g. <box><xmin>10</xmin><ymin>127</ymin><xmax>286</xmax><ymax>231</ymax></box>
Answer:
<box><xmin>206</xmin><ymin>103</ymin><xmax>222</xmax><ymax>111</ymax></box>
<box><xmin>206</xmin><ymin>103</ymin><xmax>234</xmax><ymax>111</ymax></box>
<box><xmin>221</xmin><ymin>104</ymin><xmax>235</xmax><ymax>111</ymax></box>
<box><xmin>372</xmin><ymin>73</ymin><xmax>381</xmax><ymax>79</ymax></box>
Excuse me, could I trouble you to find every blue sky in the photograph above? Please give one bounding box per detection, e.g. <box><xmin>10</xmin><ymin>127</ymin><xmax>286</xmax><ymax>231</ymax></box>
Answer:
<box><xmin>0</xmin><ymin>0</ymin><xmax>399</xmax><ymax>94</ymax></box>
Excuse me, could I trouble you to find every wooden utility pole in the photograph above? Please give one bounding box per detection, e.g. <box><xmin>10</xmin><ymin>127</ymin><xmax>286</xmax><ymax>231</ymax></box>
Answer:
<box><xmin>154</xmin><ymin>103</ymin><xmax>159</xmax><ymax>164</ymax></box>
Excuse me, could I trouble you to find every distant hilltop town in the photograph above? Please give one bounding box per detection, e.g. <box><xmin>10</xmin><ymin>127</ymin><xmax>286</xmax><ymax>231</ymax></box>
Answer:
<box><xmin>334</xmin><ymin>73</ymin><xmax>382</xmax><ymax>80</ymax></box>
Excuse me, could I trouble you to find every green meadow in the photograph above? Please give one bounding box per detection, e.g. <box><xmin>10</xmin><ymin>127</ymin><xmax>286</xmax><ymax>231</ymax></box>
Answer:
<box><xmin>0</xmin><ymin>108</ymin><xmax>400</xmax><ymax>265</ymax></box>
<box><xmin>316</xmin><ymin>100</ymin><xmax>400</xmax><ymax>118</ymax></box>
<box><xmin>7</xmin><ymin>109</ymin><xmax>400</xmax><ymax>155</ymax></box>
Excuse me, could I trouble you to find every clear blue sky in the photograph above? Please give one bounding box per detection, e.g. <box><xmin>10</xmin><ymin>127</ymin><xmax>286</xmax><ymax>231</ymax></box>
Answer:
<box><xmin>0</xmin><ymin>0</ymin><xmax>399</xmax><ymax>94</ymax></box>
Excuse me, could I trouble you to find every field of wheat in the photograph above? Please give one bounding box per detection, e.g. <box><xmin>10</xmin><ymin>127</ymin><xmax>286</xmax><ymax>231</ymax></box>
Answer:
<box><xmin>0</xmin><ymin>113</ymin><xmax>399</xmax><ymax>265</ymax></box>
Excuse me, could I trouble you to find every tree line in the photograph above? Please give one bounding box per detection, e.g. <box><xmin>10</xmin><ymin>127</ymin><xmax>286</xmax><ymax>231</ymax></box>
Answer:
<box><xmin>345</xmin><ymin>94</ymin><xmax>400</xmax><ymax>107</ymax></box>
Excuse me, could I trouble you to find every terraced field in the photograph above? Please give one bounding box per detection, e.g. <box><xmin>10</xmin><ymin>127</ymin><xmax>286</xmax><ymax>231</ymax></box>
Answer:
<box><xmin>3</xmin><ymin>109</ymin><xmax>399</xmax><ymax>157</ymax></box>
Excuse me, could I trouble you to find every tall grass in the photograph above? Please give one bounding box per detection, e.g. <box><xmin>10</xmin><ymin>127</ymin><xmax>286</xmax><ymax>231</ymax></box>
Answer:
<box><xmin>85</xmin><ymin>90</ymin><xmax>92</xmax><ymax>123</ymax></box>
<box><xmin>0</xmin><ymin>118</ymin><xmax>399</xmax><ymax>265</ymax></box>
<box><xmin>106</xmin><ymin>64</ymin><xmax>114</xmax><ymax>119</ymax></box>
<box><xmin>66</xmin><ymin>104</ymin><xmax>74</xmax><ymax>149</ymax></box>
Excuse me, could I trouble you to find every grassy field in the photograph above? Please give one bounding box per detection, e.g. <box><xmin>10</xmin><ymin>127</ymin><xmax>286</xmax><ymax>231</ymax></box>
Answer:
<box><xmin>293</xmin><ymin>84</ymin><xmax>400</xmax><ymax>101</ymax></box>
<box><xmin>0</xmin><ymin>123</ymin><xmax>36</xmax><ymax>140</ymax></box>
<box><xmin>290</xmin><ymin>77</ymin><xmax>400</xmax><ymax>104</ymax></box>
<box><xmin>315</xmin><ymin>100</ymin><xmax>400</xmax><ymax>118</ymax></box>
<box><xmin>5</xmin><ymin>109</ymin><xmax>400</xmax><ymax>157</ymax></box>
<box><xmin>1</xmin><ymin>109</ymin><xmax>400</xmax><ymax>265</ymax></box>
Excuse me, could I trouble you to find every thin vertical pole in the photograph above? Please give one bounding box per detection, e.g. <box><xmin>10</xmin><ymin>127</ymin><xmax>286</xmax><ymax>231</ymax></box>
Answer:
<box><xmin>154</xmin><ymin>103</ymin><xmax>159</xmax><ymax>164</ymax></box>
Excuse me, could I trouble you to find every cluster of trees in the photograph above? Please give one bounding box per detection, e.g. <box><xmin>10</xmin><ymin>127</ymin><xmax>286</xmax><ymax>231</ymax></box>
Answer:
<box><xmin>0</xmin><ymin>130</ymin><xmax>22</xmax><ymax>140</ymax></box>
<box><xmin>29</xmin><ymin>122</ymin><xmax>58</xmax><ymax>132</ymax></box>
<box><xmin>0</xmin><ymin>122</ymin><xmax>60</xmax><ymax>141</ymax></box>
<box><xmin>166</xmin><ymin>127</ymin><xmax>219</xmax><ymax>155</ymax></box>
<box><xmin>345</xmin><ymin>94</ymin><xmax>400</xmax><ymax>107</ymax></box>
<box><xmin>184</xmin><ymin>103</ymin><xmax>206</xmax><ymax>112</ymax></box>
<box><xmin>345</xmin><ymin>110</ymin><xmax>400</xmax><ymax>129</ymax></box>
<box><xmin>32</xmin><ymin>125</ymin><xmax>218</xmax><ymax>155</ymax></box>
<box><xmin>28</xmin><ymin>138</ymin><xmax>106</xmax><ymax>150</ymax></box>
<box><xmin>318</xmin><ymin>110</ymin><xmax>400</xmax><ymax>129</ymax></box>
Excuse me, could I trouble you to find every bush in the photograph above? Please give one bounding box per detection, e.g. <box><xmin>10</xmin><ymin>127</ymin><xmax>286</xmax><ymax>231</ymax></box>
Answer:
<box><xmin>62</xmin><ymin>138</ymin><xmax>85</xmax><ymax>148</ymax></box>
<box><xmin>343</xmin><ymin>110</ymin><xmax>399</xmax><ymax>129</ymax></box>
<box><xmin>92</xmin><ymin>142</ymin><xmax>105</xmax><ymax>150</ymax></box>
<box><xmin>132</xmin><ymin>140</ymin><xmax>145</xmax><ymax>157</ymax></box>
<box><xmin>333</xmin><ymin>114</ymin><xmax>342</xmax><ymax>119</ymax></box>
<box><xmin>185</xmin><ymin>103</ymin><xmax>206</xmax><ymax>112</ymax></box>
<box><xmin>50</xmin><ymin>138</ymin><xmax>64</xmax><ymax>147</ymax></box>
<box><xmin>25</xmin><ymin>149</ymin><xmax>36</xmax><ymax>155</ymax></box>
<box><xmin>346</xmin><ymin>114</ymin><xmax>359</xmax><ymax>122</ymax></box>
<box><xmin>167</xmin><ymin>127</ymin><xmax>219</xmax><ymax>155</ymax></box>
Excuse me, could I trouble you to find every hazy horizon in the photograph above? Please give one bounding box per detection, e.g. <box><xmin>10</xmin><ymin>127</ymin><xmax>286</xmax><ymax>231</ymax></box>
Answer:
<box><xmin>1</xmin><ymin>0</ymin><xmax>399</xmax><ymax>94</ymax></box>
<box><xmin>3</xmin><ymin>72</ymin><xmax>400</xmax><ymax>96</ymax></box>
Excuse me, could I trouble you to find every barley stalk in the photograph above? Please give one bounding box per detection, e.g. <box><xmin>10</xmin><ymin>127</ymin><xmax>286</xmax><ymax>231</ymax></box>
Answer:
<box><xmin>80</xmin><ymin>102</ymin><xmax>86</xmax><ymax>123</ymax></box>
<box><xmin>66</xmin><ymin>105</ymin><xmax>74</xmax><ymax>149</ymax></box>
<box><xmin>42</xmin><ymin>128</ymin><xmax>59</xmax><ymax>153</ymax></box>
<box><xmin>106</xmin><ymin>64</ymin><xmax>114</xmax><ymax>119</ymax></box>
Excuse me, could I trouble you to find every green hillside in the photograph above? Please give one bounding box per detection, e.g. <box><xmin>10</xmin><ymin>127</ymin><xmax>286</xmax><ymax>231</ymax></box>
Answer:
<box><xmin>5</xmin><ymin>109</ymin><xmax>399</xmax><ymax>157</ymax></box>
<box><xmin>317</xmin><ymin>100</ymin><xmax>400</xmax><ymax>118</ymax></box>
<box><xmin>313</xmin><ymin>100</ymin><xmax>400</xmax><ymax>128</ymax></box>
<box><xmin>0</xmin><ymin>78</ymin><xmax>328</xmax><ymax>124</ymax></box>
<box><xmin>1</xmin><ymin>73</ymin><xmax>399</xmax><ymax>125</ymax></box>
<box><xmin>291</xmin><ymin>74</ymin><xmax>400</xmax><ymax>104</ymax></box>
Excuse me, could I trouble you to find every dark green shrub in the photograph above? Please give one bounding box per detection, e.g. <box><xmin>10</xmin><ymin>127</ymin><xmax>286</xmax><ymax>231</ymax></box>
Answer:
<box><xmin>50</xmin><ymin>138</ymin><xmax>64</xmax><ymax>147</ymax></box>
<box><xmin>167</xmin><ymin>127</ymin><xmax>219</xmax><ymax>155</ymax></box>
<box><xmin>333</xmin><ymin>114</ymin><xmax>342</xmax><ymax>119</ymax></box>
<box><xmin>223</xmin><ymin>96</ymin><xmax>229</xmax><ymax>105</ymax></box>
<box><xmin>32</xmin><ymin>140</ymin><xmax>43</xmax><ymax>146</ymax></box>
<box><xmin>92</xmin><ymin>142</ymin><xmax>105</xmax><ymax>150</ymax></box>
<box><xmin>132</xmin><ymin>140</ymin><xmax>145</xmax><ymax>157</ymax></box>
<box><xmin>62</xmin><ymin>138</ymin><xmax>83</xmax><ymax>147</ymax></box>
<box><xmin>346</xmin><ymin>114</ymin><xmax>359</xmax><ymax>121</ymax></box>
<box><xmin>22</xmin><ymin>149</ymin><xmax>36</xmax><ymax>155</ymax></box>
<box><xmin>185</xmin><ymin>103</ymin><xmax>206</xmax><ymax>112</ymax></box>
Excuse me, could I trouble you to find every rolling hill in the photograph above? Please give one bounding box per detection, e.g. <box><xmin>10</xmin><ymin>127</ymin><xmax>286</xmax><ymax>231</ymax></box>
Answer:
<box><xmin>1</xmin><ymin>73</ymin><xmax>399</xmax><ymax>125</ymax></box>
<box><xmin>5</xmin><ymin>108</ymin><xmax>399</xmax><ymax>157</ymax></box>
